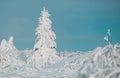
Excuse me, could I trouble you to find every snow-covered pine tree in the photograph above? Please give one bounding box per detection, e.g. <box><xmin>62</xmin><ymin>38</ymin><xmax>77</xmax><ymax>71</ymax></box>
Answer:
<box><xmin>0</xmin><ymin>36</ymin><xmax>20</xmax><ymax>71</ymax></box>
<box><xmin>27</xmin><ymin>7</ymin><xmax>59</xmax><ymax>69</ymax></box>
<box><xmin>33</xmin><ymin>7</ymin><xmax>56</xmax><ymax>52</ymax></box>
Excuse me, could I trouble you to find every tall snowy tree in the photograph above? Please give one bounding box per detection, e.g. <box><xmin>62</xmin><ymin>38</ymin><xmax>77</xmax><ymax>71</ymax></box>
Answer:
<box><xmin>34</xmin><ymin>7</ymin><xmax>56</xmax><ymax>52</ymax></box>
<box><xmin>27</xmin><ymin>7</ymin><xmax>59</xmax><ymax>69</ymax></box>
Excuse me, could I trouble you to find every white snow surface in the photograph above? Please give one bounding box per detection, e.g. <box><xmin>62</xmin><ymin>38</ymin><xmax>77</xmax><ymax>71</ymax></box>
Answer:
<box><xmin>0</xmin><ymin>43</ymin><xmax>120</xmax><ymax>78</ymax></box>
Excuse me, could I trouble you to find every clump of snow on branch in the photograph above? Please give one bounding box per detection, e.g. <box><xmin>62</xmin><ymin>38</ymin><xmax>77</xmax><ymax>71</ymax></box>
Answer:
<box><xmin>27</xmin><ymin>7</ymin><xmax>59</xmax><ymax>70</ymax></box>
<box><xmin>104</xmin><ymin>29</ymin><xmax>111</xmax><ymax>44</ymax></box>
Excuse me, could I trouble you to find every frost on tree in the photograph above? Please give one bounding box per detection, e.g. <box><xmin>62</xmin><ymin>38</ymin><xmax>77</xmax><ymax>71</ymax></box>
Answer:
<box><xmin>104</xmin><ymin>29</ymin><xmax>111</xmax><ymax>44</ymax></box>
<box><xmin>27</xmin><ymin>7</ymin><xmax>59</xmax><ymax>69</ymax></box>
<box><xmin>0</xmin><ymin>36</ymin><xmax>19</xmax><ymax>71</ymax></box>
<box><xmin>34</xmin><ymin>7</ymin><xmax>56</xmax><ymax>52</ymax></box>
<box><xmin>0</xmin><ymin>36</ymin><xmax>16</xmax><ymax>51</ymax></box>
<box><xmin>8</xmin><ymin>36</ymin><xmax>16</xmax><ymax>50</ymax></box>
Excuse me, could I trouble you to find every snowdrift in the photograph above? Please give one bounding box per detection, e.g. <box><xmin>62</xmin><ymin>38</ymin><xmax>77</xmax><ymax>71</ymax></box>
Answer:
<box><xmin>0</xmin><ymin>43</ymin><xmax>120</xmax><ymax>78</ymax></box>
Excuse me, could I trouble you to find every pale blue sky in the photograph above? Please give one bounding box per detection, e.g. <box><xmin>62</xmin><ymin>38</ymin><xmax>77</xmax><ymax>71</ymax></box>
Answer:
<box><xmin>0</xmin><ymin>0</ymin><xmax>120</xmax><ymax>51</ymax></box>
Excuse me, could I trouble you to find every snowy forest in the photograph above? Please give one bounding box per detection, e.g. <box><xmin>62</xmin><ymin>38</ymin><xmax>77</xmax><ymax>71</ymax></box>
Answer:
<box><xmin>0</xmin><ymin>8</ymin><xmax>120</xmax><ymax>78</ymax></box>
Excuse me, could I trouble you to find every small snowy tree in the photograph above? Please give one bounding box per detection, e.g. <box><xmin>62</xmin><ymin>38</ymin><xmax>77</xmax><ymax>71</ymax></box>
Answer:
<box><xmin>0</xmin><ymin>39</ymin><xmax>8</xmax><ymax>51</ymax></box>
<box><xmin>104</xmin><ymin>29</ymin><xmax>111</xmax><ymax>44</ymax></box>
<box><xmin>8</xmin><ymin>36</ymin><xmax>16</xmax><ymax>49</ymax></box>
<box><xmin>33</xmin><ymin>7</ymin><xmax>56</xmax><ymax>52</ymax></box>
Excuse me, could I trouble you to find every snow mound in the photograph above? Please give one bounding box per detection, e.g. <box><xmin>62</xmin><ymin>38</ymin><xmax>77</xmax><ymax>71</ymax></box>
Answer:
<box><xmin>76</xmin><ymin>44</ymin><xmax>120</xmax><ymax>78</ymax></box>
<box><xmin>0</xmin><ymin>43</ymin><xmax>120</xmax><ymax>78</ymax></box>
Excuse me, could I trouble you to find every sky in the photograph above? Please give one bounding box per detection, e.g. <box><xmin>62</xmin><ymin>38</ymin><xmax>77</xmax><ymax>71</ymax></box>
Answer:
<box><xmin>0</xmin><ymin>0</ymin><xmax>120</xmax><ymax>51</ymax></box>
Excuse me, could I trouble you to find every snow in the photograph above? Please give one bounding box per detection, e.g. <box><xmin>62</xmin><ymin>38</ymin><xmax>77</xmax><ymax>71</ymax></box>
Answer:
<box><xmin>0</xmin><ymin>7</ymin><xmax>120</xmax><ymax>78</ymax></box>
<box><xmin>104</xmin><ymin>29</ymin><xmax>111</xmax><ymax>44</ymax></box>
<box><xmin>0</xmin><ymin>43</ymin><xmax>120</xmax><ymax>78</ymax></box>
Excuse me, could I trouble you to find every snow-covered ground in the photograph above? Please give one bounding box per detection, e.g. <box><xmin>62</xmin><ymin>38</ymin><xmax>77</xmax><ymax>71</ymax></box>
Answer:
<box><xmin>0</xmin><ymin>43</ymin><xmax>120</xmax><ymax>78</ymax></box>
